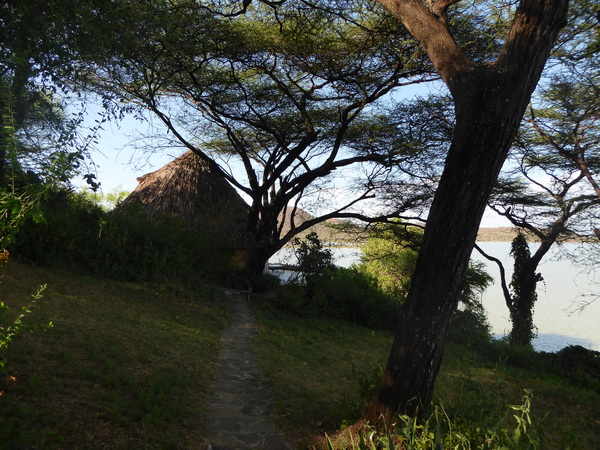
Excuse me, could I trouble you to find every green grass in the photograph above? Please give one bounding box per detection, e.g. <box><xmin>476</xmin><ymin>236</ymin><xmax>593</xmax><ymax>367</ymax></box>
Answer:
<box><xmin>252</xmin><ymin>304</ymin><xmax>392</xmax><ymax>446</ymax></box>
<box><xmin>252</xmin><ymin>302</ymin><xmax>600</xmax><ymax>449</ymax></box>
<box><xmin>2</xmin><ymin>261</ymin><xmax>599</xmax><ymax>448</ymax></box>
<box><xmin>0</xmin><ymin>261</ymin><xmax>228</xmax><ymax>448</ymax></box>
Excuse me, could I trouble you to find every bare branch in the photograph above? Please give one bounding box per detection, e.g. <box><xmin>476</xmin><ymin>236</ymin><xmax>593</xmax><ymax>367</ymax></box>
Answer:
<box><xmin>473</xmin><ymin>243</ymin><xmax>514</xmax><ymax>314</ymax></box>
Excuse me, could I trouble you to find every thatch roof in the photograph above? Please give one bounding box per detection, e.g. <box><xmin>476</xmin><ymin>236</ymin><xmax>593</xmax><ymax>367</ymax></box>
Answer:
<box><xmin>117</xmin><ymin>151</ymin><xmax>249</xmax><ymax>246</ymax></box>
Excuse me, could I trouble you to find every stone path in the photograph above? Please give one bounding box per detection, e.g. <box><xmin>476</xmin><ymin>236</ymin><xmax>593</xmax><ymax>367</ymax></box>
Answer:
<box><xmin>206</xmin><ymin>289</ymin><xmax>292</xmax><ymax>450</ymax></box>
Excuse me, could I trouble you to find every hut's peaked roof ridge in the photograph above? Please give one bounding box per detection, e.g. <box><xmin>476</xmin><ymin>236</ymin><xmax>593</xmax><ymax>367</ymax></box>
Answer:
<box><xmin>117</xmin><ymin>151</ymin><xmax>248</xmax><ymax>238</ymax></box>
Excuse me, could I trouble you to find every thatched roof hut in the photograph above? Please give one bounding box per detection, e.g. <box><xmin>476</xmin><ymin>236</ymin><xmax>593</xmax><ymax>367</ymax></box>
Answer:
<box><xmin>117</xmin><ymin>151</ymin><xmax>249</xmax><ymax>247</ymax></box>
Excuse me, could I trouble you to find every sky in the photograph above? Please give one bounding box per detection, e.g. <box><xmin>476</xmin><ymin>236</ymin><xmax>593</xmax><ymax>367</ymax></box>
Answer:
<box><xmin>74</xmin><ymin>100</ymin><xmax>511</xmax><ymax>228</ymax></box>
<box><xmin>74</xmin><ymin>109</ymin><xmax>180</xmax><ymax>194</ymax></box>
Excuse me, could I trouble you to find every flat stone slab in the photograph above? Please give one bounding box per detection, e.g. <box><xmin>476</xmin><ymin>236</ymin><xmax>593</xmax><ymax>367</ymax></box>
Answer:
<box><xmin>207</xmin><ymin>290</ymin><xmax>292</xmax><ymax>449</ymax></box>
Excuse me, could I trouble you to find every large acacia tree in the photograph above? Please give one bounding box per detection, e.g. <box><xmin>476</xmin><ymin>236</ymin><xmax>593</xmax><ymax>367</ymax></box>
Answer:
<box><xmin>91</xmin><ymin>0</ymin><xmax>437</xmax><ymax>278</ymax></box>
<box><xmin>360</xmin><ymin>0</ymin><xmax>568</xmax><ymax>425</ymax></box>
<box><xmin>89</xmin><ymin>0</ymin><xmax>568</xmax><ymax>424</ymax></box>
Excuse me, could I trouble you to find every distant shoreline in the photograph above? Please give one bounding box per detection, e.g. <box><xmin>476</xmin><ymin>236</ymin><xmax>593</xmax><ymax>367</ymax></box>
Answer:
<box><xmin>310</xmin><ymin>224</ymin><xmax>587</xmax><ymax>245</ymax></box>
<box><xmin>476</xmin><ymin>227</ymin><xmax>519</xmax><ymax>242</ymax></box>
<box><xmin>476</xmin><ymin>227</ymin><xmax>591</xmax><ymax>243</ymax></box>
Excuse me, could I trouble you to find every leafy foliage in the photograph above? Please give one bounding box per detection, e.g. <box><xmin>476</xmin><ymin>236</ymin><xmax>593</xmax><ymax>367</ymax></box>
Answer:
<box><xmin>0</xmin><ymin>89</ymin><xmax>86</xmax><ymax>248</ymax></box>
<box><xmin>507</xmin><ymin>233</ymin><xmax>543</xmax><ymax>345</ymax></box>
<box><xmin>0</xmin><ymin>250</ymin><xmax>51</xmax><ymax>389</ymax></box>
<box><xmin>327</xmin><ymin>390</ymin><xmax>541</xmax><ymax>449</ymax></box>
<box><xmin>0</xmin><ymin>284</ymin><xmax>49</xmax><ymax>378</ymax></box>
<box><xmin>360</xmin><ymin>223</ymin><xmax>493</xmax><ymax>300</ymax></box>
<box><xmin>270</xmin><ymin>231</ymin><xmax>492</xmax><ymax>338</ymax></box>
<box><xmin>310</xmin><ymin>267</ymin><xmax>402</xmax><ymax>330</ymax></box>
<box><xmin>292</xmin><ymin>232</ymin><xmax>335</xmax><ymax>291</ymax></box>
<box><xmin>86</xmin><ymin>0</ymin><xmax>439</xmax><ymax>273</ymax></box>
<box><xmin>272</xmin><ymin>232</ymin><xmax>401</xmax><ymax>328</ymax></box>
<box><xmin>268</xmin><ymin>269</ymin><xmax>401</xmax><ymax>331</ymax></box>
<box><xmin>358</xmin><ymin>223</ymin><xmax>422</xmax><ymax>298</ymax></box>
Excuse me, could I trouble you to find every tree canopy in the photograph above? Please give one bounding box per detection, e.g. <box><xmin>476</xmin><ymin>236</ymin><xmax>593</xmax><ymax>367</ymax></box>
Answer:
<box><xmin>89</xmin><ymin>0</ymin><xmax>444</xmax><ymax>275</ymax></box>
<box><xmin>0</xmin><ymin>0</ymin><xmax>107</xmax><ymax>246</ymax></box>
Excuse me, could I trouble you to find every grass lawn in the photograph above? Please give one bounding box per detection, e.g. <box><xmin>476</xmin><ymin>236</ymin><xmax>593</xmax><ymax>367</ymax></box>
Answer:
<box><xmin>253</xmin><ymin>303</ymin><xmax>392</xmax><ymax>446</ymax></box>
<box><xmin>252</xmin><ymin>302</ymin><xmax>600</xmax><ymax>449</ymax></box>
<box><xmin>0</xmin><ymin>261</ymin><xmax>228</xmax><ymax>448</ymax></box>
<box><xmin>2</xmin><ymin>261</ymin><xmax>599</xmax><ymax>448</ymax></box>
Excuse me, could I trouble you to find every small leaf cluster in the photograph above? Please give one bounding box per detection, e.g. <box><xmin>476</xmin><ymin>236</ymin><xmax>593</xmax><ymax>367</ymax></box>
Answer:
<box><xmin>0</xmin><ymin>282</ymin><xmax>50</xmax><ymax>379</ymax></box>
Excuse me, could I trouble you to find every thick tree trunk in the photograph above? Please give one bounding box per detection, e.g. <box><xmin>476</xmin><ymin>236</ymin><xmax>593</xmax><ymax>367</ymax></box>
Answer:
<box><xmin>363</xmin><ymin>0</ymin><xmax>568</xmax><ymax>427</ymax></box>
<box><xmin>364</xmin><ymin>72</ymin><xmax>525</xmax><ymax>423</ymax></box>
<box><xmin>510</xmin><ymin>303</ymin><xmax>535</xmax><ymax>346</ymax></box>
<box><xmin>244</xmin><ymin>210</ymin><xmax>284</xmax><ymax>286</ymax></box>
<box><xmin>245</xmin><ymin>243</ymin><xmax>272</xmax><ymax>284</ymax></box>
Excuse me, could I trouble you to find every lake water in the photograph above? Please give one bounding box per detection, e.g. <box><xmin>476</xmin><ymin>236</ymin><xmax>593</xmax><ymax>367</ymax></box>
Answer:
<box><xmin>270</xmin><ymin>243</ymin><xmax>599</xmax><ymax>352</ymax></box>
<box><xmin>472</xmin><ymin>242</ymin><xmax>599</xmax><ymax>353</ymax></box>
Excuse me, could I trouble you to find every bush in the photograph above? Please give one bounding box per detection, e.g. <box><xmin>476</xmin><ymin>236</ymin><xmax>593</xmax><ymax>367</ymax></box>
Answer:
<box><xmin>271</xmin><ymin>266</ymin><xmax>402</xmax><ymax>329</ymax></box>
<box><xmin>10</xmin><ymin>190</ymin><xmax>235</xmax><ymax>286</ymax></box>
<box><xmin>251</xmin><ymin>272</ymin><xmax>282</xmax><ymax>294</ymax></box>
<box><xmin>292</xmin><ymin>232</ymin><xmax>335</xmax><ymax>297</ymax></box>
<box><xmin>448</xmin><ymin>306</ymin><xmax>492</xmax><ymax>349</ymax></box>
<box><xmin>313</xmin><ymin>267</ymin><xmax>402</xmax><ymax>329</ymax></box>
<box><xmin>271</xmin><ymin>263</ymin><xmax>492</xmax><ymax>335</ymax></box>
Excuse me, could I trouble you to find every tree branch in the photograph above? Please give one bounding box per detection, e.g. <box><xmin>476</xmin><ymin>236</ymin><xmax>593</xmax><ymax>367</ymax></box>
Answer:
<box><xmin>473</xmin><ymin>243</ymin><xmax>514</xmax><ymax>314</ymax></box>
<box><xmin>374</xmin><ymin>0</ymin><xmax>473</xmax><ymax>91</ymax></box>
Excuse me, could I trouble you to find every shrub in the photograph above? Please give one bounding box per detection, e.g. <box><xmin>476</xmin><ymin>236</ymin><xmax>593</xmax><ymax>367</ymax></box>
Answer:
<box><xmin>328</xmin><ymin>390</ymin><xmax>541</xmax><ymax>449</ymax></box>
<box><xmin>292</xmin><ymin>232</ymin><xmax>335</xmax><ymax>297</ymax></box>
<box><xmin>0</xmin><ymin>251</ymin><xmax>51</xmax><ymax>384</ymax></box>
<box><xmin>252</xmin><ymin>272</ymin><xmax>282</xmax><ymax>294</ymax></box>
<box><xmin>271</xmin><ymin>265</ymin><xmax>402</xmax><ymax>329</ymax></box>
<box><xmin>313</xmin><ymin>267</ymin><xmax>402</xmax><ymax>329</ymax></box>
<box><xmin>448</xmin><ymin>306</ymin><xmax>492</xmax><ymax>349</ymax></box>
<box><xmin>10</xmin><ymin>190</ymin><xmax>235</xmax><ymax>286</ymax></box>
<box><xmin>358</xmin><ymin>222</ymin><xmax>421</xmax><ymax>299</ymax></box>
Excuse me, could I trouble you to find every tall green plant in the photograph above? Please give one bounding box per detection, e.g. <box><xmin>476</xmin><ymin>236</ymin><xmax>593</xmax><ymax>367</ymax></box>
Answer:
<box><xmin>327</xmin><ymin>390</ymin><xmax>540</xmax><ymax>449</ymax></box>
<box><xmin>0</xmin><ymin>251</ymin><xmax>51</xmax><ymax>384</ymax></box>
<box><xmin>0</xmin><ymin>285</ymin><xmax>49</xmax><ymax>378</ymax></box>
<box><xmin>359</xmin><ymin>222</ymin><xmax>492</xmax><ymax>345</ymax></box>
<box><xmin>358</xmin><ymin>223</ymin><xmax>421</xmax><ymax>298</ymax></box>
<box><xmin>293</xmin><ymin>232</ymin><xmax>335</xmax><ymax>289</ymax></box>
<box><xmin>507</xmin><ymin>233</ymin><xmax>543</xmax><ymax>346</ymax></box>
<box><xmin>359</xmin><ymin>222</ymin><xmax>492</xmax><ymax>313</ymax></box>
<box><xmin>0</xmin><ymin>95</ymin><xmax>47</xmax><ymax>248</ymax></box>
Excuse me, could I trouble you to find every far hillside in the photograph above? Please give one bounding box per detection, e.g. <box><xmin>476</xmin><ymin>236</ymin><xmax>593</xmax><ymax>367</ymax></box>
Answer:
<box><xmin>302</xmin><ymin>221</ymin><xmax>523</xmax><ymax>245</ymax></box>
<box><xmin>477</xmin><ymin>227</ymin><xmax>520</xmax><ymax>242</ymax></box>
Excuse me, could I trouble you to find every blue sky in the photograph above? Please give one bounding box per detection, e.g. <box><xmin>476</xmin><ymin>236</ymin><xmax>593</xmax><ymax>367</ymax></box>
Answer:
<box><xmin>76</xmin><ymin>99</ymin><xmax>510</xmax><ymax>227</ymax></box>
<box><xmin>74</xmin><ymin>108</ymin><xmax>182</xmax><ymax>194</ymax></box>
